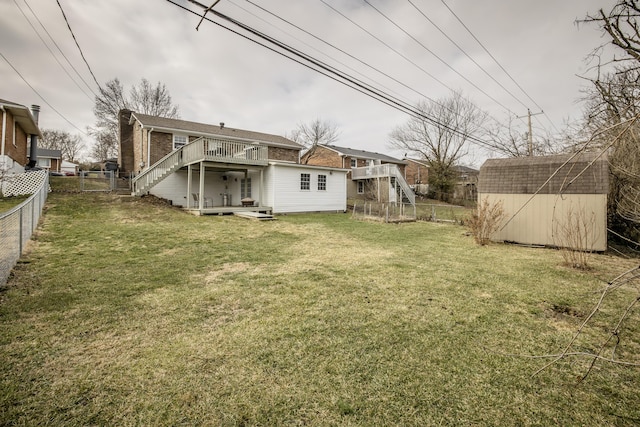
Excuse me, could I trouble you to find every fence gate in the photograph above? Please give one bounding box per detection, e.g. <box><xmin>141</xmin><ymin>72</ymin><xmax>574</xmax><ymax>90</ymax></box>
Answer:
<box><xmin>80</xmin><ymin>171</ymin><xmax>116</xmax><ymax>192</ymax></box>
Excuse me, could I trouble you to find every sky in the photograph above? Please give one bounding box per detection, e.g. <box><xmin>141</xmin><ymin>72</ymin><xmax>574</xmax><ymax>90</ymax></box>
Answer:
<box><xmin>0</xmin><ymin>0</ymin><xmax>618</xmax><ymax>166</ymax></box>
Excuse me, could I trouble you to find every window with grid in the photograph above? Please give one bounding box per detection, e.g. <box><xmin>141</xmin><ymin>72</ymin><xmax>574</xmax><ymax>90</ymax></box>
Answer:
<box><xmin>300</xmin><ymin>173</ymin><xmax>310</xmax><ymax>190</ymax></box>
<box><xmin>357</xmin><ymin>181</ymin><xmax>364</xmax><ymax>194</ymax></box>
<box><xmin>173</xmin><ymin>134</ymin><xmax>188</xmax><ymax>150</ymax></box>
<box><xmin>350</xmin><ymin>158</ymin><xmax>357</xmax><ymax>167</ymax></box>
<box><xmin>317</xmin><ymin>174</ymin><xmax>326</xmax><ymax>191</ymax></box>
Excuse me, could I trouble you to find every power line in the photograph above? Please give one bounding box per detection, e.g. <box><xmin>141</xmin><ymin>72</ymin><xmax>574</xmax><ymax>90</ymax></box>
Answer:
<box><xmin>55</xmin><ymin>0</ymin><xmax>102</xmax><ymax>92</ymax></box>
<box><xmin>316</xmin><ymin>0</ymin><xmax>458</xmax><ymax>103</ymax></box>
<box><xmin>0</xmin><ymin>51</ymin><xmax>89</xmax><ymax>136</ymax></box>
<box><xmin>312</xmin><ymin>0</ymin><xmax>512</xmax><ymax>129</ymax></box>
<box><xmin>406</xmin><ymin>0</ymin><xmax>529</xmax><ymax>111</ymax></box>
<box><xmin>362</xmin><ymin>0</ymin><xmax>515</xmax><ymax>116</ymax></box>
<box><xmin>439</xmin><ymin>0</ymin><xmax>560</xmax><ymax>134</ymax></box>
<box><xmin>168</xmin><ymin>0</ymin><xmax>500</xmax><ymax>151</ymax></box>
<box><xmin>230</xmin><ymin>0</ymin><xmax>411</xmax><ymax>108</ymax></box>
<box><xmin>12</xmin><ymin>0</ymin><xmax>96</xmax><ymax>101</ymax></box>
<box><xmin>240</xmin><ymin>0</ymin><xmax>453</xmax><ymax>119</ymax></box>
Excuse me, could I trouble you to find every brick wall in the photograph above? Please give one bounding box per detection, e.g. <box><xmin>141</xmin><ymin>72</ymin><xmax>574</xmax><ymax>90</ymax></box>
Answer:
<box><xmin>132</xmin><ymin>121</ymin><xmax>143</xmax><ymax>173</ymax></box>
<box><xmin>268</xmin><ymin>146</ymin><xmax>299</xmax><ymax>162</ymax></box>
<box><xmin>404</xmin><ymin>161</ymin><xmax>428</xmax><ymax>185</ymax></box>
<box><xmin>150</xmin><ymin>131</ymin><xmax>172</xmax><ymax>165</ymax></box>
<box><xmin>3</xmin><ymin>111</ymin><xmax>29</xmax><ymax>167</ymax></box>
<box><xmin>302</xmin><ymin>146</ymin><xmax>344</xmax><ymax>167</ymax></box>
<box><xmin>119</xmin><ymin>110</ymin><xmax>134</xmax><ymax>175</ymax></box>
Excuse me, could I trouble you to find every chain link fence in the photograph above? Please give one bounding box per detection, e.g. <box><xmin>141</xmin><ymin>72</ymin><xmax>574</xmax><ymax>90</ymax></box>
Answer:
<box><xmin>351</xmin><ymin>201</ymin><xmax>416</xmax><ymax>223</ymax></box>
<box><xmin>0</xmin><ymin>172</ymin><xmax>49</xmax><ymax>285</ymax></box>
<box><xmin>80</xmin><ymin>171</ymin><xmax>116</xmax><ymax>191</ymax></box>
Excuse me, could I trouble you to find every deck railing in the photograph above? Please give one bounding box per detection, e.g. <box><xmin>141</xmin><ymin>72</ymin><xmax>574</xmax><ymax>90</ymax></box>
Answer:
<box><xmin>352</xmin><ymin>164</ymin><xmax>415</xmax><ymax>205</ymax></box>
<box><xmin>132</xmin><ymin>136</ymin><xmax>268</xmax><ymax>195</ymax></box>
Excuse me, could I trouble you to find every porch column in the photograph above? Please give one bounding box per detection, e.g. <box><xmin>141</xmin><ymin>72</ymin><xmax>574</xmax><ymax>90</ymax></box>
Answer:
<box><xmin>259</xmin><ymin>168</ymin><xmax>264</xmax><ymax>208</ymax></box>
<box><xmin>187</xmin><ymin>164</ymin><xmax>192</xmax><ymax>208</ymax></box>
<box><xmin>199</xmin><ymin>161</ymin><xmax>205</xmax><ymax>212</ymax></box>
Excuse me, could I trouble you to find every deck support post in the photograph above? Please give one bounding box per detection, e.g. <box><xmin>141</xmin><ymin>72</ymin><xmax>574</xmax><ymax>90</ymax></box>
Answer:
<box><xmin>187</xmin><ymin>164</ymin><xmax>192</xmax><ymax>208</ymax></box>
<box><xmin>199</xmin><ymin>161</ymin><xmax>205</xmax><ymax>212</ymax></box>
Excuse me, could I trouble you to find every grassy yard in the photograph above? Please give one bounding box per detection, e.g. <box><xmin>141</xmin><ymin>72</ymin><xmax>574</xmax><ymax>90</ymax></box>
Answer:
<box><xmin>1</xmin><ymin>192</ymin><xmax>639</xmax><ymax>426</ymax></box>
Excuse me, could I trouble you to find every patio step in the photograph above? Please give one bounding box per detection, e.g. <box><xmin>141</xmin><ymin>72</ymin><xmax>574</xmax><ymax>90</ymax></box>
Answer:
<box><xmin>233</xmin><ymin>211</ymin><xmax>276</xmax><ymax>221</ymax></box>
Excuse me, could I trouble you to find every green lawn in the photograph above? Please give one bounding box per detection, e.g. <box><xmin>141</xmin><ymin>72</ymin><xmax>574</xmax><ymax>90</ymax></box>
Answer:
<box><xmin>1</xmin><ymin>192</ymin><xmax>639</xmax><ymax>425</ymax></box>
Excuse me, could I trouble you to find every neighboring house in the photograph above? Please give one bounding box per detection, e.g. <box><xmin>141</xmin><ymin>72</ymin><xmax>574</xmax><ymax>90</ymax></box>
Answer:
<box><xmin>0</xmin><ymin>99</ymin><xmax>41</xmax><ymax>173</ymax></box>
<box><xmin>61</xmin><ymin>160</ymin><xmax>79</xmax><ymax>175</ymax></box>
<box><xmin>478</xmin><ymin>152</ymin><xmax>609</xmax><ymax>251</ymax></box>
<box><xmin>36</xmin><ymin>148</ymin><xmax>62</xmax><ymax>172</ymax></box>
<box><xmin>453</xmin><ymin>165</ymin><xmax>479</xmax><ymax>201</ymax></box>
<box><xmin>403</xmin><ymin>158</ymin><xmax>429</xmax><ymax>195</ymax></box>
<box><xmin>301</xmin><ymin>144</ymin><xmax>414</xmax><ymax>211</ymax></box>
<box><xmin>121</xmin><ymin>110</ymin><xmax>348</xmax><ymax>214</ymax></box>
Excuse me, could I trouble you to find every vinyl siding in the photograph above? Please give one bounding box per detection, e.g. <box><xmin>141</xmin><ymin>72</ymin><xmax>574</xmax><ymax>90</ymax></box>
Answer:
<box><xmin>481</xmin><ymin>193</ymin><xmax>607</xmax><ymax>251</ymax></box>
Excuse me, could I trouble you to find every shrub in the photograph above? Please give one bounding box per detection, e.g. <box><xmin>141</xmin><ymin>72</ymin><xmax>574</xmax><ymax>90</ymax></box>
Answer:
<box><xmin>467</xmin><ymin>197</ymin><xmax>505</xmax><ymax>245</ymax></box>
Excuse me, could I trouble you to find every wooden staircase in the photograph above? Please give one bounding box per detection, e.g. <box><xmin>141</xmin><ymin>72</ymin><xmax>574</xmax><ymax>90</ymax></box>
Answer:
<box><xmin>131</xmin><ymin>136</ymin><xmax>268</xmax><ymax>196</ymax></box>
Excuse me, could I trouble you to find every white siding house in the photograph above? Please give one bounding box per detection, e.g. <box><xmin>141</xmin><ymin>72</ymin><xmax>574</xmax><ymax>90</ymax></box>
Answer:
<box><xmin>263</xmin><ymin>162</ymin><xmax>348</xmax><ymax>213</ymax></box>
<box><xmin>149</xmin><ymin>162</ymin><xmax>347</xmax><ymax>214</ymax></box>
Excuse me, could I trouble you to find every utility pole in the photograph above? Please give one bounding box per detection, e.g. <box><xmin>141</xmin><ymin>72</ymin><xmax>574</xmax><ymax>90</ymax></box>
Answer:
<box><xmin>517</xmin><ymin>109</ymin><xmax>544</xmax><ymax>156</ymax></box>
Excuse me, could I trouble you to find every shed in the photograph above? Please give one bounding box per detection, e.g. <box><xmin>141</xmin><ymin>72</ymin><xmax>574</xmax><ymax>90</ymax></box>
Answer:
<box><xmin>478</xmin><ymin>152</ymin><xmax>609</xmax><ymax>251</ymax></box>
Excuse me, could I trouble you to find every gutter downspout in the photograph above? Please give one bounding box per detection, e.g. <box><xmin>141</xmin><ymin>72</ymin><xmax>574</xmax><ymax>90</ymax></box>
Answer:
<box><xmin>1</xmin><ymin>106</ymin><xmax>6</xmax><ymax>158</ymax></box>
<box><xmin>139</xmin><ymin>125</ymin><xmax>144</xmax><ymax>171</ymax></box>
<box><xmin>29</xmin><ymin>105</ymin><xmax>40</xmax><ymax>168</ymax></box>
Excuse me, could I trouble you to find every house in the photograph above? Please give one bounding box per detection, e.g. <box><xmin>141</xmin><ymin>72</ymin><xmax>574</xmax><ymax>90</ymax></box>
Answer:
<box><xmin>301</xmin><ymin>144</ymin><xmax>414</xmax><ymax>210</ymax></box>
<box><xmin>453</xmin><ymin>165</ymin><xmax>479</xmax><ymax>201</ymax></box>
<box><xmin>478</xmin><ymin>152</ymin><xmax>608</xmax><ymax>251</ymax></box>
<box><xmin>120</xmin><ymin>110</ymin><xmax>348</xmax><ymax>214</ymax></box>
<box><xmin>61</xmin><ymin>160</ymin><xmax>79</xmax><ymax>175</ymax></box>
<box><xmin>403</xmin><ymin>158</ymin><xmax>429</xmax><ymax>195</ymax></box>
<box><xmin>0</xmin><ymin>99</ymin><xmax>41</xmax><ymax>173</ymax></box>
<box><xmin>36</xmin><ymin>148</ymin><xmax>62</xmax><ymax>172</ymax></box>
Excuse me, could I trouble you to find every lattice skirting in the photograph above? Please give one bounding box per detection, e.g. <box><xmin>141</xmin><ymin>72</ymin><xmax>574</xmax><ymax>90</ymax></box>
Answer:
<box><xmin>3</xmin><ymin>170</ymin><xmax>49</xmax><ymax>196</ymax></box>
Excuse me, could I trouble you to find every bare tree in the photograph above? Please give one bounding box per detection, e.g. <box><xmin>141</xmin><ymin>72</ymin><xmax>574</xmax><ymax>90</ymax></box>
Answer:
<box><xmin>40</xmin><ymin>129</ymin><xmax>85</xmax><ymax>162</ymax></box>
<box><xmin>389</xmin><ymin>92</ymin><xmax>486</xmax><ymax>201</ymax></box>
<box><xmin>484</xmin><ymin>115</ymin><xmax>559</xmax><ymax>158</ymax></box>
<box><xmin>580</xmin><ymin>1</ymin><xmax>640</xmax><ymax>243</ymax></box>
<box><xmin>91</xmin><ymin>78</ymin><xmax>180</xmax><ymax>161</ymax></box>
<box><xmin>292</xmin><ymin>119</ymin><xmax>339</xmax><ymax>164</ymax></box>
<box><xmin>90</xmin><ymin>128</ymin><xmax>118</xmax><ymax>162</ymax></box>
<box><xmin>530</xmin><ymin>0</ymin><xmax>640</xmax><ymax>383</ymax></box>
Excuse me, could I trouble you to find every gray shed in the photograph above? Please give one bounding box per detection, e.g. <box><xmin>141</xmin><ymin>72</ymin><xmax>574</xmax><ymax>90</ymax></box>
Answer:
<box><xmin>478</xmin><ymin>152</ymin><xmax>608</xmax><ymax>251</ymax></box>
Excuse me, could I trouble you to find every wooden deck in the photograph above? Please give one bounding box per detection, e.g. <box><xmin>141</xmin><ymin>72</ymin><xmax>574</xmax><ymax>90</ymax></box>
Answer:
<box><xmin>186</xmin><ymin>205</ymin><xmax>273</xmax><ymax>216</ymax></box>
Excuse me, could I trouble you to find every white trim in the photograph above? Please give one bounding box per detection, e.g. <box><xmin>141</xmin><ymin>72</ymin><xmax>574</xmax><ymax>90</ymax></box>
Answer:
<box><xmin>1</xmin><ymin>106</ymin><xmax>5</xmax><ymax>157</ymax></box>
<box><xmin>172</xmin><ymin>133</ymin><xmax>188</xmax><ymax>150</ymax></box>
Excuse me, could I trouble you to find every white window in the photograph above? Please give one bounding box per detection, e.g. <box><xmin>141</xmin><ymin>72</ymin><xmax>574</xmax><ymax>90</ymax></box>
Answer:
<box><xmin>318</xmin><ymin>174</ymin><xmax>326</xmax><ymax>191</ymax></box>
<box><xmin>38</xmin><ymin>158</ymin><xmax>51</xmax><ymax>169</ymax></box>
<box><xmin>241</xmin><ymin>178</ymin><xmax>252</xmax><ymax>199</ymax></box>
<box><xmin>173</xmin><ymin>134</ymin><xmax>188</xmax><ymax>149</ymax></box>
<box><xmin>350</xmin><ymin>158</ymin><xmax>357</xmax><ymax>167</ymax></box>
<box><xmin>357</xmin><ymin>181</ymin><xmax>364</xmax><ymax>194</ymax></box>
<box><xmin>300</xmin><ymin>173</ymin><xmax>310</xmax><ymax>190</ymax></box>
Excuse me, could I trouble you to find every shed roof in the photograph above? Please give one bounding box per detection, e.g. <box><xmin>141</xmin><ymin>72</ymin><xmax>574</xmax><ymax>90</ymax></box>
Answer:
<box><xmin>322</xmin><ymin>144</ymin><xmax>405</xmax><ymax>164</ymax></box>
<box><xmin>130</xmin><ymin>112</ymin><xmax>302</xmax><ymax>150</ymax></box>
<box><xmin>478</xmin><ymin>152</ymin><xmax>609</xmax><ymax>195</ymax></box>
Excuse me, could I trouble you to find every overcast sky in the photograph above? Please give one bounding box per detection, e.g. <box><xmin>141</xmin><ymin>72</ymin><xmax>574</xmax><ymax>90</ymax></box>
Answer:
<box><xmin>1</xmin><ymin>0</ymin><xmax>617</xmax><ymax>165</ymax></box>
